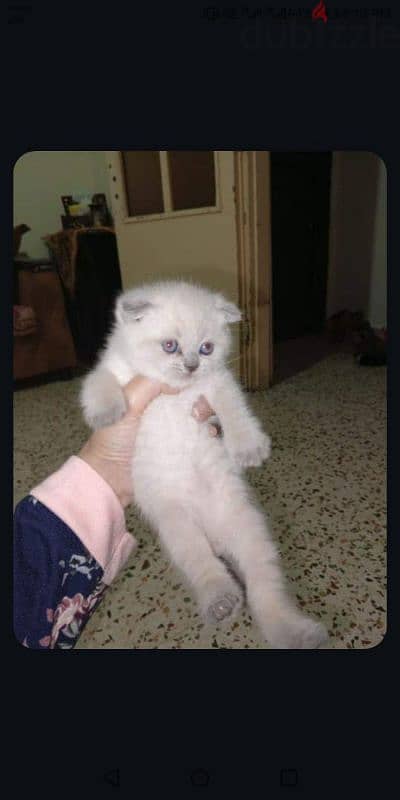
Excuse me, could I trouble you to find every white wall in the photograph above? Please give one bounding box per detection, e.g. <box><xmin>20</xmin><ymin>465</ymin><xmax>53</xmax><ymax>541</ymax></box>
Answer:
<box><xmin>368</xmin><ymin>160</ymin><xmax>387</xmax><ymax>328</ymax></box>
<box><xmin>13</xmin><ymin>151</ymin><xmax>111</xmax><ymax>259</ymax></box>
<box><xmin>326</xmin><ymin>151</ymin><xmax>387</xmax><ymax>327</ymax></box>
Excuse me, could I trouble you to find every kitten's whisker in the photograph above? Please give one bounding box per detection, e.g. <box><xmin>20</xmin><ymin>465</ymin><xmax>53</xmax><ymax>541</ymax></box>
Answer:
<box><xmin>225</xmin><ymin>354</ymin><xmax>242</xmax><ymax>366</ymax></box>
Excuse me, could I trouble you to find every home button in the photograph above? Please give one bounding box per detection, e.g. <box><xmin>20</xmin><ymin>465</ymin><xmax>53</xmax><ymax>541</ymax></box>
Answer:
<box><xmin>190</xmin><ymin>768</ymin><xmax>211</xmax><ymax>788</ymax></box>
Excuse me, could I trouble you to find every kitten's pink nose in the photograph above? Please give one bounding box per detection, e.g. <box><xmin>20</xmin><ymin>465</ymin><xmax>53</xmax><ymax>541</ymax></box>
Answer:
<box><xmin>184</xmin><ymin>354</ymin><xmax>199</xmax><ymax>372</ymax></box>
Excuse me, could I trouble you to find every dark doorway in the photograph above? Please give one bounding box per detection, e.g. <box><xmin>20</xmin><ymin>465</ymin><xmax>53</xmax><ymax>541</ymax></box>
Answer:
<box><xmin>270</xmin><ymin>152</ymin><xmax>332</xmax><ymax>343</ymax></box>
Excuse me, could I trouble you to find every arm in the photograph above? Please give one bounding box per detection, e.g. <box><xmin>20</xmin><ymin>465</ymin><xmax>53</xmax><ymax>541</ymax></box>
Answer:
<box><xmin>14</xmin><ymin>380</ymin><xmax>218</xmax><ymax>649</ymax></box>
<box><xmin>14</xmin><ymin>377</ymin><xmax>168</xmax><ymax>649</ymax></box>
<box><xmin>210</xmin><ymin>372</ymin><xmax>271</xmax><ymax>468</ymax></box>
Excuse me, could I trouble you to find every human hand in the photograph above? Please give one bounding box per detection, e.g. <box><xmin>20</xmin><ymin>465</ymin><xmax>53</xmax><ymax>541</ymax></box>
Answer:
<box><xmin>79</xmin><ymin>376</ymin><xmax>179</xmax><ymax>508</ymax></box>
<box><xmin>79</xmin><ymin>380</ymin><xmax>222</xmax><ymax>509</ymax></box>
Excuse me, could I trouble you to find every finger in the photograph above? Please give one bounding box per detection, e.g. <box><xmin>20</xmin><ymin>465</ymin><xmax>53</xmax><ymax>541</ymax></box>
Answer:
<box><xmin>192</xmin><ymin>394</ymin><xmax>216</xmax><ymax>422</ymax></box>
<box><xmin>122</xmin><ymin>376</ymin><xmax>162</xmax><ymax>416</ymax></box>
<box><xmin>208</xmin><ymin>417</ymin><xmax>223</xmax><ymax>437</ymax></box>
<box><xmin>160</xmin><ymin>382</ymin><xmax>181</xmax><ymax>395</ymax></box>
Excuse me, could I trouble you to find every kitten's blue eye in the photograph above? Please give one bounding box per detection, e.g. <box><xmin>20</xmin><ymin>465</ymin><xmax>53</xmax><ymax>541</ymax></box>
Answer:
<box><xmin>162</xmin><ymin>339</ymin><xmax>178</xmax><ymax>354</ymax></box>
<box><xmin>199</xmin><ymin>341</ymin><xmax>214</xmax><ymax>355</ymax></box>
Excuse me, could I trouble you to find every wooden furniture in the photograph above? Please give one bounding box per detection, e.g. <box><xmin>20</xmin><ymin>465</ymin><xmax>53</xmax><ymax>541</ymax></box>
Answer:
<box><xmin>13</xmin><ymin>259</ymin><xmax>77</xmax><ymax>381</ymax></box>
<box><xmin>44</xmin><ymin>228</ymin><xmax>122</xmax><ymax>366</ymax></box>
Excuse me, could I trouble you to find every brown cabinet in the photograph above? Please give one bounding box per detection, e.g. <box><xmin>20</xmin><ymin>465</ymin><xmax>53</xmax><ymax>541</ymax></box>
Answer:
<box><xmin>44</xmin><ymin>229</ymin><xmax>123</xmax><ymax>368</ymax></box>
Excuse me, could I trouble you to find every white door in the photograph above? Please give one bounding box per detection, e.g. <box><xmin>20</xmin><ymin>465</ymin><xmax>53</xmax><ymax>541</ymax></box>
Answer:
<box><xmin>106</xmin><ymin>150</ymin><xmax>241</xmax><ymax>374</ymax></box>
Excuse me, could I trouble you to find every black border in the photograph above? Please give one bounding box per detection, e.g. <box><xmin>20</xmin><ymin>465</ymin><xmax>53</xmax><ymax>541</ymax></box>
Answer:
<box><xmin>3</xmin><ymin>0</ymin><xmax>397</xmax><ymax>793</ymax></box>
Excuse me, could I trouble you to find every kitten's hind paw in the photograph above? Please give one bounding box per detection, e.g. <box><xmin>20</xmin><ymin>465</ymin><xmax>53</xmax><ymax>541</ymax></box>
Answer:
<box><xmin>206</xmin><ymin>591</ymin><xmax>242</xmax><ymax>624</ymax></box>
<box><xmin>267</xmin><ymin>616</ymin><xmax>328</xmax><ymax>650</ymax></box>
<box><xmin>199</xmin><ymin>572</ymin><xmax>243</xmax><ymax>625</ymax></box>
<box><xmin>208</xmin><ymin>592</ymin><xmax>238</xmax><ymax>622</ymax></box>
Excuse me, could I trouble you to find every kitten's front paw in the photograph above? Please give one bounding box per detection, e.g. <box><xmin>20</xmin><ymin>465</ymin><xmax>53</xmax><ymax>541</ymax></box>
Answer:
<box><xmin>80</xmin><ymin>370</ymin><xmax>127</xmax><ymax>430</ymax></box>
<box><xmin>235</xmin><ymin>433</ymin><xmax>272</xmax><ymax>468</ymax></box>
<box><xmin>87</xmin><ymin>398</ymin><xmax>127</xmax><ymax>430</ymax></box>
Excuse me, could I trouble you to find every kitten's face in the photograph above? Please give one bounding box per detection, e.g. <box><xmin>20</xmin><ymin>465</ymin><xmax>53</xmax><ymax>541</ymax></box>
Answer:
<box><xmin>115</xmin><ymin>283</ymin><xmax>241</xmax><ymax>388</ymax></box>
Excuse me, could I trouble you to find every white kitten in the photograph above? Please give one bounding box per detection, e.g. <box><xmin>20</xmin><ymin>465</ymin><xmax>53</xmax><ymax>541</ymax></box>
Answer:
<box><xmin>80</xmin><ymin>281</ymin><xmax>327</xmax><ymax>649</ymax></box>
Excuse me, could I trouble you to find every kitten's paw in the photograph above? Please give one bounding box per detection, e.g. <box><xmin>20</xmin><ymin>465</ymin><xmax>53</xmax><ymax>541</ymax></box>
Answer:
<box><xmin>235</xmin><ymin>433</ymin><xmax>272</xmax><ymax>468</ymax></box>
<box><xmin>207</xmin><ymin>414</ymin><xmax>223</xmax><ymax>438</ymax></box>
<box><xmin>200</xmin><ymin>576</ymin><xmax>243</xmax><ymax>624</ymax></box>
<box><xmin>80</xmin><ymin>370</ymin><xmax>127</xmax><ymax>430</ymax></box>
<box><xmin>87</xmin><ymin>398</ymin><xmax>127</xmax><ymax>430</ymax></box>
<box><xmin>267</xmin><ymin>616</ymin><xmax>328</xmax><ymax>650</ymax></box>
<box><xmin>207</xmin><ymin>592</ymin><xmax>241</xmax><ymax>623</ymax></box>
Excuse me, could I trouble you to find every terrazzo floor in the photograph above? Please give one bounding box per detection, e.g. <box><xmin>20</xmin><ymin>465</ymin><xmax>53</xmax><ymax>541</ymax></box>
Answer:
<box><xmin>13</xmin><ymin>354</ymin><xmax>387</xmax><ymax>649</ymax></box>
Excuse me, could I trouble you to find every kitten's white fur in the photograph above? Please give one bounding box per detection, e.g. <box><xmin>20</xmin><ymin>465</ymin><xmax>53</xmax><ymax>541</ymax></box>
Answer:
<box><xmin>81</xmin><ymin>280</ymin><xmax>327</xmax><ymax>648</ymax></box>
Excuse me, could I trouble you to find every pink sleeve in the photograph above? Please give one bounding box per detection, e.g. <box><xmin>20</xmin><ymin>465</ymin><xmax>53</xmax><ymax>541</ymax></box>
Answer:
<box><xmin>30</xmin><ymin>456</ymin><xmax>137</xmax><ymax>585</ymax></box>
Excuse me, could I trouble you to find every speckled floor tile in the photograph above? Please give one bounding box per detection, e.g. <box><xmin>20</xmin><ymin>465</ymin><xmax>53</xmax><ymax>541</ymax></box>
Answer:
<box><xmin>14</xmin><ymin>354</ymin><xmax>386</xmax><ymax>649</ymax></box>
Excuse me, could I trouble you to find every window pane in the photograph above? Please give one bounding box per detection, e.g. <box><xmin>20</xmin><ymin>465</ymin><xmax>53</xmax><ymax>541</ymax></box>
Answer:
<box><xmin>121</xmin><ymin>151</ymin><xmax>164</xmax><ymax>216</ymax></box>
<box><xmin>168</xmin><ymin>151</ymin><xmax>216</xmax><ymax>211</ymax></box>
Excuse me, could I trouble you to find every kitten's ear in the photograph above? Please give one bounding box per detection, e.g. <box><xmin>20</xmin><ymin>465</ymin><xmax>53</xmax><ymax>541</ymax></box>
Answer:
<box><xmin>215</xmin><ymin>297</ymin><xmax>242</xmax><ymax>324</ymax></box>
<box><xmin>115</xmin><ymin>293</ymin><xmax>152</xmax><ymax>324</ymax></box>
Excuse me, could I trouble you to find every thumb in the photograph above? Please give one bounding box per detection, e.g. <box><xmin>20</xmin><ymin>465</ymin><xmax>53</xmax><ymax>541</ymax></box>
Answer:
<box><xmin>122</xmin><ymin>376</ymin><xmax>162</xmax><ymax>417</ymax></box>
<box><xmin>122</xmin><ymin>376</ymin><xmax>180</xmax><ymax>418</ymax></box>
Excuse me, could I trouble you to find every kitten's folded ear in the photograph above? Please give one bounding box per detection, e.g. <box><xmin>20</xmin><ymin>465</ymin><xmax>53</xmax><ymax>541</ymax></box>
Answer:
<box><xmin>215</xmin><ymin>296</ymin><xmax>242</xmax><ymax>324</ymax></box>
<box><xmin>115</xmin><ymin>292</ymin><xmax>153</xmax><ymax>324</ymax></box>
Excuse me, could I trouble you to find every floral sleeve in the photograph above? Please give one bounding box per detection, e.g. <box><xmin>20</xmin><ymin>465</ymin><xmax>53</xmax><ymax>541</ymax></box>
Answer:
<box><xmin>14</xmin><ymin>496</ymin><xmax>107</xmax><ymax>649</ymax></box>
<box><xmin>13</xmin><ymin>456</ymin><xmax>137</xmax><ymax>650</ymax></box>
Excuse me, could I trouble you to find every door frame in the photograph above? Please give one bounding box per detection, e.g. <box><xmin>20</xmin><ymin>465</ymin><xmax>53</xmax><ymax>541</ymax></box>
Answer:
<box><xmin>234</xmin><ymin>151</ymin><xmax>273</xmax><ymax>390</ymax></box>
